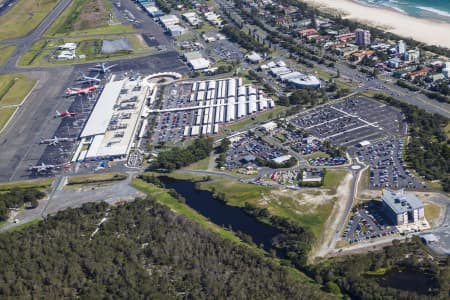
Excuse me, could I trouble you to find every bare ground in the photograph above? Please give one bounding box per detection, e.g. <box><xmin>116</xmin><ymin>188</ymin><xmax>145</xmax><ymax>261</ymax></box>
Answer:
<box><xmin>73</xmin><ymin>0</ymin><xmax>109</xmax><ymax>31</ymax></box>
<box><xmin>311</xmin><ymin>171</ymin><xmax>353</xmax><ymax>259</ymax></box>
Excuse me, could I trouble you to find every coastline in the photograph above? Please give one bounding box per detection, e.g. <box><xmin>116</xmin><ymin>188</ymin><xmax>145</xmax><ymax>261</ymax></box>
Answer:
<box><xmin>303</xmin><ymin>0</ymin><xmax>450</xmax><ymax>49</ymax></box>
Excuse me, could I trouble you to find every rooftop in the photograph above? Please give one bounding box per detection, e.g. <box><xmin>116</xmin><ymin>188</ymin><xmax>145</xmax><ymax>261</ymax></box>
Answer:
<box><xmin>382</xmin><ymin>189</ymin><xmax>423</xmax><ymax>215</ymax></box>
<box><xmin>80</xmin><ymin>79</ymin><xmax>125</xmax><ymax>138</ymax></box>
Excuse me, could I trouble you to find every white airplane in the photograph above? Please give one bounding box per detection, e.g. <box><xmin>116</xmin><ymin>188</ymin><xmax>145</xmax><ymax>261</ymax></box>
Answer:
<box><xmin>89</xmin><ymin>62</ymin><xmax>117</xmax><ymax>73</ymax></box>
<box><xmin>78</xmin><ymin>72</ymin><xmax>101</xmax><ymax>83</ymax></box>
<box><xmin>29</xmin><ymin>162</ymin><xmax>71</xmax><ymax>173</ymax></box>
<box><xmin>39</xmin><ymin>136</ymin><xmax>74</xmax><ymax>146</ymax></box>
<box><xmin>28</xmin><ymin>162</ymin><xmax>57</xmax><ymax>173</ymax></box>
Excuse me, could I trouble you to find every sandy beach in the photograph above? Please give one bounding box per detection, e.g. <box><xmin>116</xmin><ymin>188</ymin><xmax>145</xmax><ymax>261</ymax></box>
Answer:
<box><xmin>304</xmin><ymin>0</ymin><xmax>450</xmax><ymax>48</ymax></box>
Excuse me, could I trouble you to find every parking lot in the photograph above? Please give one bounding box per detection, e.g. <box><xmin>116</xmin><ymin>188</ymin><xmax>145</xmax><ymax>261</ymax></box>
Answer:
<box><xmin>205</xmin><ymin>40</ymin><xmax>243</xmax><ymax>62</ymax></box>
<box><xmin>351</xmin><ymin>138</ymin><xmax>425</xmax><ymax>189</ymax></box>
<box><xmin>290</xmin><ymin>97</ymin><xmax>405</xmax><ymax>147</ymax></box>
<box><xmin>343</xmin><ymin>202</ymin><xmax>398</xmax><ymax>244</ymax></box>
<box><xmin>224</xmin><ymin>133</ymin><xmax>286</xmax><ymax>169</ymax></box>
<box><xmin>149</xmin><ymin>78</ymin><xmax>275</xmax><ymax>146</ymax></box>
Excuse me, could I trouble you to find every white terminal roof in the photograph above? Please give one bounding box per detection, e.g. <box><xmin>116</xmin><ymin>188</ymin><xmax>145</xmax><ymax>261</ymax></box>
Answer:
<box><xmin>80</xmin><ymin>79</ymin><xmax>124</xmax><ymax>138</ymax></box>
<box><xmin>86</xmin><ymin>135</ymin><xmax>104</xmax><ymax>158</ymax></box>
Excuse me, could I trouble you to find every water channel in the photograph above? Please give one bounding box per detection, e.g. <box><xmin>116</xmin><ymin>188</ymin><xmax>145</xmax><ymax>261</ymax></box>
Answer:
<box><xmin>160</xmin><ymin>176</ymin><xmax>281</xmax><ymax>252</ymax></box>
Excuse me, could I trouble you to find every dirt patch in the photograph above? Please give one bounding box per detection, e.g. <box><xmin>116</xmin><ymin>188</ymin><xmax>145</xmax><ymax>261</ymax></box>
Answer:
<box><xmin>269</xmin><ymin>188</ymin><xmax>336</xmax><ymax>207</ymax></box>
<box><xmin>312</xmin><ymin>171</ymin><xmax>353</xmax><ymax>259</ymax></box>
<box><xmin>73</xmin><ymin>0</ymin><xmax>109</xmax><ymax>31</ymax></box>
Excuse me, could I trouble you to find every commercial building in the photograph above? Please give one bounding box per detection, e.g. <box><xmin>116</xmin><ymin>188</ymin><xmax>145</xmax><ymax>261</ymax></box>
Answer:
<box><xmin>267</xmin><ymin>61</ymin><xmax>321</xmax><ymax>89</ymax></box>
<box><xmin>182</xmin><ymin>12</ymin><xmax>202</xmax><ymax>26</ymax></box>
<box><xmin>167</xmin><ymin>24</ymin><xmax>186</xmax><ymax>36</ymax></box>
<box><xmin>184</xmin><ymin>51</ymin><xmax>211</xmax><ymax>71</ymax></box>
<box><xmin>159</xmin><ymin>15</ymin><xmax>180</xmax><ymax>27</ymax></box>
<box><xmin>355</xmin><ymin>29</ymin><xmax>371</xmax><ymax>47</ymax></box>
<box><xmin>382</xmin><ymin>189</ymin><xmax>424</xmax><ymax>225</ymax></box>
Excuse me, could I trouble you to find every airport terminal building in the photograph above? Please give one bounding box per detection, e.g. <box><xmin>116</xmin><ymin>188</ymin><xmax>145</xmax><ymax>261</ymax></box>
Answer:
<box><xmin>382</xmin><ymin>189</ymin><xmax>424</xmax><ymax>225</ymax></box>
<box><xmin>72</xmin><ymin>76</ymin><xmax>150</xmax><ymax>162</ymax></box>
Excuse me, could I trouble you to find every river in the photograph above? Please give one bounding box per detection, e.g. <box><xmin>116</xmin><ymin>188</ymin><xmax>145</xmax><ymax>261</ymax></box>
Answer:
<box><xmin>160</xmin><ymin>176</ymin><xmax>281</xmax><ymax>252</ymax></box>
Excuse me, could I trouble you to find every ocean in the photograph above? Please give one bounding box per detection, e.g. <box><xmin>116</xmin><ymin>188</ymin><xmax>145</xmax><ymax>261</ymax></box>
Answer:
<box><xmin>355</xmin><ymin>0</ymin><xmax>450</xmax><ymax>23</ymax></box>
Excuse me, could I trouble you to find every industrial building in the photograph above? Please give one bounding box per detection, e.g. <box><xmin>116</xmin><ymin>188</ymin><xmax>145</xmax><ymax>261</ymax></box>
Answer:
<box><xmin>382</xmin><ymin>189</ymin><xmax>424</xmax><ymax>225</ymax></box>
<box><xmin>73</xmin><ymin>76</ymin><xmax>150</xmax><ymax>162</ymax></box>
<box><xmin>184</xmin><ymin>51</ymin><xmax>211</xmax><ymax>71</ymax></box>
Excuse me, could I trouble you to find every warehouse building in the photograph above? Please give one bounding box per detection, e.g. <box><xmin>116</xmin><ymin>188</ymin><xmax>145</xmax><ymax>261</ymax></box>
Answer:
<box><xmin>382</xmin><ymin>189</ymin><xmax>424</xmax><ymax>225</ymax></box>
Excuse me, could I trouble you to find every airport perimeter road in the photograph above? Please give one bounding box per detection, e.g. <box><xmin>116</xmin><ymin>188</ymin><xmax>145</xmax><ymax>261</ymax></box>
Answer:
<box><xmin>0</xmin><ymin>173</ymin><xmax>143</xmax><ymax>233</ymax></box>
<box><xmin>0</xmin><ymin>0</ymin><xmax>73</xmax><ymax>73</ymax></box>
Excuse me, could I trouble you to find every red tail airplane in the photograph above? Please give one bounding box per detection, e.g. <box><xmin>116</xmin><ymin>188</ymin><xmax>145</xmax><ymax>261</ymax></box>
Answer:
<box><xmin>65</xmin><ymin>85</ymin><xmax>98</xmax><ymax>96</ymax></box>
<box><xmin>55</xmin><ymin>110</ymin><xmax>79</xmax><ymax>118</ymax></box>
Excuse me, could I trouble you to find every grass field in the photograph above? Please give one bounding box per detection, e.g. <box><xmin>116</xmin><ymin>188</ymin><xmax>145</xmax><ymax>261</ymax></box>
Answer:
<box><xmin>0</xmin><ymin>107</ymin><xmax>16</xmax><ymax>131</ymax></box>
<box><xmin>304</xmin><ymin>151</ymin><xmax>330</xmax><ymax>159</ymax></box>
<box><xmin>45</xmin><ymin>0</ymin><xmax>122</xmax><ymax>36</ymax></box>
<box><xmin>424</xmin><ymin>202</ymin><xmax>441</xmax><ymax>225</ymax></box>
<box><xmin>224</xmin><ymin>106</ymin><xmax>287</xmax><ymax>132</ymax></box>
<box><xmin>67</xmin><ymin>172</ymin><xmax>127</xmax><ymax>185</ymax></box>
<box><xmin>322</xmin><ymin>169</ymin><xmax>347</xmax><ymax>194</ymax></box>
<box><xmin>0</xmin><ymin>44</ymin><xmax>16</xmax><ymax>66</ymax></box>
<box><xmin>185</xmin><ymin>156</ymin><xmax>211</xmax><ymax>171</ymax></box>
<box><xmin>176</xmin><ymin>169</ymin><xmax>347</xmax><ymax>238</ymax></box>
<box><xmin>0</xmin><ymin>74</ymin><xmax>36</xmax><ymax>107</ymax></box>
<box><xmin>0</xmin><ymin>178</ymin><xmax>53</xmax><ymax>192</ymax></box>
<box><xmin>18</xmin><ymin>34</ymin><xmax>149</xmax><ymax>66</ymax></box>
<box><xmin>0</xmin><ymin>74</ymin><xmax>36</xmax><ymax>131</ymax></box>
<box><xmin>0</xmin><ymin>0</ymin><xmax>59</xmax><ymax>40</ymax></box>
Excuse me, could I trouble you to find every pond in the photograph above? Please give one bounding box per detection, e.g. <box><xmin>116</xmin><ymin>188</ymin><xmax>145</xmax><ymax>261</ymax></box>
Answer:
<box><xmin>160</xmin><ymin>176</ymin><xmax>282</xmax><ymax>253</ymax></box>
<box><xmin>368</xmin><ymin>267</ymin><xmax>436</xmax><ymax>295</ymax></box>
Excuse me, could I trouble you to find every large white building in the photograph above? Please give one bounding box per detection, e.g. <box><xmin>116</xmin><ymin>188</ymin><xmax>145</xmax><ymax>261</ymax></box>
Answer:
<box><xmin>74</xmin><ymin>77</ymin><xmax>150</xmax><ymax>161</ymax></box>
<box><xmin>405</xmin><ymin>49</ymin><xmax>420</xmax><ymax>63</ymax></box>
<box><xmin>397</xmin><ymin>40</ymin><xmax>407</xmax><ymax>55</ymax></box>
<box><xmin>382</xmin><ymin>189</ymin><xmax>424</xmax><ymax>225</ymax></box>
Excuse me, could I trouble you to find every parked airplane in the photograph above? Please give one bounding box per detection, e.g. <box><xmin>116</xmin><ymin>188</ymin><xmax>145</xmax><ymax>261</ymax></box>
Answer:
<box><xmin>65</xmin><ymin>85</ymin><xmax>98</xmax><ymax>96</ymax></box>
<box><xmin>39</xmin><ymin>136</ymin><xmax>74</xmax><ymax>146</ymax></box>
<box><xmin>55</xmin><ymin>110</ymin><xmax>79</xmax><ymax>118</ymax></box>
<box><xmin>28</xmin><ymin>162</ymin><xmax>57</xmax><ymax>173</ymax></box>
<box><xmin>78</xmin><ymin>72</ymin><xmax>101</xmax><ymax>83</ymax></box>
<box><xmin>89</xmin><ymin>62</ymin><xmax>117</xmax><ymax>73</ymax></box>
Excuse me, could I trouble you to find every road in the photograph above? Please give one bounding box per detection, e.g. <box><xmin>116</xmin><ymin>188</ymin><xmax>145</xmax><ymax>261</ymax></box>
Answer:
<box><xmin>0</xmin><ymin>172</ymin><xmax>143</xmax><ymax>233</ymax></box>
<box><xmin>218</xmin><ymin>0</ymin><xmax>450</xmax><ymax>119</ymax></box>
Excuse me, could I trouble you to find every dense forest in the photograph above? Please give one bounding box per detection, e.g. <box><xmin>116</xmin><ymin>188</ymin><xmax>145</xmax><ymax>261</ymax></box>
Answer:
<box><xmin>151</xmin><ymin>137</ymin><xmax>213</xmax><ymax>172</ymax></box>
<box><xmin>0</xmin><ymin>199</ymin><xmax>334</xmax><ymax>299</ymax></box>
<box><xmin>0</xmin><ymin>188</ymin><xmax>45</xmax><ymax>221</ymax></box>
<box><xmin>312</xmin><ymin>238</ymin><xmax>450</xmax><ymax>300</ymax></box>
<box><xmin>374</xmin><ymin>94</ymin><xmax>450</xmax><ymax>191</ymax></box>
